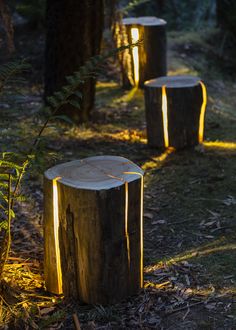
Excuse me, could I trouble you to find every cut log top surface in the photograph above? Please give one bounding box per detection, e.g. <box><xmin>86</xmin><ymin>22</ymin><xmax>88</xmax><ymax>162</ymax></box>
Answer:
<box><xmin>122</xmin><ymin>16</ymin><xmax>166</xmax><ymax>26</ymax></box>
<box><xmin>45</xmin><ymin>156</ymin><xmax>144</xmax><ymax>190</ymax></box>
<box><xmin>144</xmin><ymin>75</ymin><xmax>202</xmax><ymax>88</ymax></box>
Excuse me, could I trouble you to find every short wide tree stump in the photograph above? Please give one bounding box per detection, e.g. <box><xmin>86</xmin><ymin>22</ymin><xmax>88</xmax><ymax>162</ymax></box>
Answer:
<box><xmin>44</xmin><ymin>156</ymin><xmax>144</xmax><ymax>305</ymax></box>
<box><xmin>144</xmin><ymin>75</ymin><xmax>207</xmax><ymax>149</ymax></box>
<box><xmin>116</xmin><ymin>16</ymin><xmax>167</xmax><ymax>88</ymax></box>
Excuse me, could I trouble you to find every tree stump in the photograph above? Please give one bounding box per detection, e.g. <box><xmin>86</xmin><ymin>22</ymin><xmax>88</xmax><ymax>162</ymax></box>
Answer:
<box><xmin>144</xmin><ymin>75</ymin><xmax>207</xmax><ymax>149</ymax></box>
<box><xmin>44</xmin><ymin>156</ymin><xmax>144</xmax><ymax>305</ymax></box>
<box><xmin>116</xmin><ymin>16</ymin><xmax>167</xmax><ymax>88</ymax></box>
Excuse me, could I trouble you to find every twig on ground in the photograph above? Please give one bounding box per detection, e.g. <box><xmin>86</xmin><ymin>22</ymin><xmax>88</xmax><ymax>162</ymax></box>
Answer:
<box><xmin>73</xmin><ymin>313</ymin><xmax>81</xmax><ymax>330</ymax></box>
<box><xmin>165</xmin><ymin>300</ymin><xmax>205</xmax><ymax>315</ymax></box>
<box><xmin>211</xmin><ymin>225</ymin><xmax>236</xmax><ymax>232</ymax></box>
<box><xmin>182</xmin><ymin>302</ymin><xmax>190</xmax><ymax>320</ymax></box>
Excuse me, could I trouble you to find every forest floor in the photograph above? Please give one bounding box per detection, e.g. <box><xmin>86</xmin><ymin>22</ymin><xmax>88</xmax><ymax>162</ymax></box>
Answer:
<box><xmin>0</xmin><ymin>27</ymin><xmax>236</xmax><ymax>329</ymax></box>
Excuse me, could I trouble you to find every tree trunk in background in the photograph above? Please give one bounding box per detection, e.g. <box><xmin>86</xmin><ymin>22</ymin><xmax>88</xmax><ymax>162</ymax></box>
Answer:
<box><xmin>216</xmin><ymin>0</ymin><xmax>227</xmax><ymax>27</ymax></box>
<box><xmin>216</xmin><ymin>0</ymin><xmax>233</xmax><ymax>28</ymax></box>
<box><xmin>216</xmin><ymin>0</ymin><xmax>236</xmax><ymax>40</ymax></box>
<box><xmin>155</xmin><ymin>0</ymin><xmax>165</xmax><ymax>15</ymax></box>
<box><xmin>44</xmin><ymin>0</ymin><xmax>104</xmax><ymax>123</ymax></box>
<box><xmin>0</xmin><ymin>0</ymin><xmax>15</xmax><ymax>55</ymax></box>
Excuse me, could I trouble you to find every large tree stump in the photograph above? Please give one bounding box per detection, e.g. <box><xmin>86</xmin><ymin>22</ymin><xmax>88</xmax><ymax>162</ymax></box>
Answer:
<box><xmin>144</xmin><ymin>75</ymin><xmax>207</xmax><ymax>149</ymax></box>
<box><xmin>116</xmin><ymin>16</ymin><xmax>167</xmax><ymax>88</ymax></box>
<box><xmin>44</xmin><ymin>156</ymin><xmax>144</xmax><ymax>305</ymax></box>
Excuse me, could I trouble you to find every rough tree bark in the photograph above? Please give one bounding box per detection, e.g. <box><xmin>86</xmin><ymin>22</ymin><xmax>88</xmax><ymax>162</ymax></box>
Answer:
<box><xmin>117</xmin><ymin>17</ymin><xmax>167</xmax><ymax>88</ymax></box>
<box><xmin>44</xmin><ymin>0</ymin><xmax>104</xmax><ymax>123</ymax></box>
<box><xmin>216</xmin><ymin>0</ymin><xmax>236</xmax><ymax>36</ymax></box>
<box><xmin>144</xmin><ymin>75</ymin><xmax>207</xmax><ymax>149</ymax></box>
<box><xmin>44</xmin><ymin>156</ymin><xmax>144</xmax><ymax>305</ymax></box>
<box><xmin>0</xmin><ymin>0</ymin><xmax>15</xmax><ymax>55</ymax></box>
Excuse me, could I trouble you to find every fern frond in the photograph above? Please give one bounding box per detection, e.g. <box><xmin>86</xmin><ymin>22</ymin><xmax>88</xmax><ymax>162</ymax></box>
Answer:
<box><xmin>47</xmin><ymin>41</ymin><xmax>141</xmax><ymax>113</ymax></box>
<box><xmin>0</xmin><ymin>160</ymin><xmax>23</xmax><ymax>171</ymax></box>
<box><xmin>0</xmin><ymin>220</ymin><xmax>8</xmax><ymax>231</ymax></box>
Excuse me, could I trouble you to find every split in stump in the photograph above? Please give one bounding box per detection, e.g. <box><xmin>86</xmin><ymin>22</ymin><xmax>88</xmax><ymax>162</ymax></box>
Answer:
<box><xmin>144</xmin><ymin>75</ymin><xmax>207</xmax><ymax>149</ymax></box>
<box><xmin>115</xmin><ymin>16</ymin><xmax>167</xmax><ymax>88</ymax></box>
<box><xmin>44</xmin><ymin>156</ymin><xmax>144</xmax><ymax>305</ymax></box>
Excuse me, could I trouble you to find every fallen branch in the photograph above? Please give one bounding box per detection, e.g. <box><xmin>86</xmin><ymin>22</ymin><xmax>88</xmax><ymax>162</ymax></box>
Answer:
<box><xmin>73</xmin><ymin>313</ymin><xmax>81</xmax><ymax>330</ymax></box>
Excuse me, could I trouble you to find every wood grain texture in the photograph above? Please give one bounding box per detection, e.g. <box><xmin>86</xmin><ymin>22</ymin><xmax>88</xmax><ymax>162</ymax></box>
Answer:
<box><xmin>44</xmin><ymin>156</ymin><xmax>144</xmax><ymax>304</ymax></box>
<box><xmin>144</xmin><ymin>75</ymin><xmax>205</xmax><ymax>149</ymax></box>
<box><xmin>119</xmin><ymin>16</ymin><xmax>167</xmax><ymax>88</ymax></box>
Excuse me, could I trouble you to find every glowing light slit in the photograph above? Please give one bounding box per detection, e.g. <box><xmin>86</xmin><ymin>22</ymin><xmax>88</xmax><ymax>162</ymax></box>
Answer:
<box><xmin>203</xmin><ymin>141</ymin><xmax>236</xmax><ymax>149</ymax></box>
<box><xmin>125</xmin><ymin>181</ymin><xmax>130</xmax><ymax>268</ymax></box>
<box><xmin>198</xmin><ymin>81</ymin><xmax>207</xmax><ymax>143</ymax></box>
<box><xmin>52</xmin><ymin>177</ymin><xmax>62</xmax><ymax>294</ymax></box>
<box><xmin>161</xmin><ymin>85</ymin><xmax>169</xmax><ymax>148</ymax></box>
<box><xmin>123</xmin><ymin>171</ymin><xmax>144</xmax><ymax>287</ymax></box>
<box><xmin>131</xmin><ymin>28</ymin><xmax>140</xmax><ymax>86</ymax></box>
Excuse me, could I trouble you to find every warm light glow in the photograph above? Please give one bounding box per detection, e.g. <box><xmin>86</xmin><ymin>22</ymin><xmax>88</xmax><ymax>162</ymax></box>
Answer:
<box><xmin>203</xmin><ymin>141</ymin><xmax>236</xmax><ymax>150</ymax></box>
<box><xmin>131</xmin><ymin>28</ymin><xmax>140</xmax><ymax>86</ymax></box>
<box><xmin>168</xmin><ymin>67</ymin><xmax>198</xmax><ymax>76</ymax></box>
<box><xmin>198</xmin><ymin>81</ymin><xmax>207</xmax><ymax>143</ymax></box>
<box><xmin>125</xmin><ymin>181</ymin><xmax>130</xmax><ymax>268</ymax></box>
<box><xmin>162</xmin><ymin>85</ymin><xmax>169</xmax><ymax>148</ymax></box>
<box><xmin>106</xmin><ymin>129</ymin><xmax>147</xmax><ymax>144</ymax></box>
<box><xmin>120</xmin><ymin>86</ymin><xmax>139</xmax><ymax>102</ymax></box>
<box><xmin>142</xmin><ymin>147</ymin><xmax>175</xmax><ymax>171</ymax></box>
<box><xmin>52</xmin><ymin>177</ymin><xmax>62</xmax><ymax>294</ymax></box>
<box><xmin>169</xmin><ymin>244</ymin><xmax>236</xmax><ymax>264</ymax></box>
<box><xmin>123</xmin><ymin>171</ymin><xmax>144</xmax><ymax>287</ymax></box>
<box><xmin>146</xmin><ymin>242</ymin><xmax>236</xmax><ymax>274</ymax></box>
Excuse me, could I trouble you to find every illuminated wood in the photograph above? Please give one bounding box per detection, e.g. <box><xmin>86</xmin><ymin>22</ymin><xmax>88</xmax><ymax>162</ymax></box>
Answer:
<box><xmin>44</xmin><ymin>156</ymin><xmax>144</xmax><ymax>304</ymax></box>
<box><xmin>144</xmin><ymin>75</ymin><xmax>207</xmax><ymax>149</ymax></box>
<box><xmin>117</xmin><ymin>16</ymin><xmax>167</xmax><ymax>88</ymax></box>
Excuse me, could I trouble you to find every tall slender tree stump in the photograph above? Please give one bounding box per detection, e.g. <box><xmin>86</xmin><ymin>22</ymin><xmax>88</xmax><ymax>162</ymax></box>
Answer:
<box><xmin>116</xmin><ymin>16</ymin><xmax>167</xmax><ymax>88</ymax></box>
<box><xmin>44</xmin><ymin>156</ymin><xmax>144</xmax><ymax>305</ymax></box>
<box><xmin>144</xmin><ymin>75</ymin><xmax>207</xmax><ymax>149</ymax></box>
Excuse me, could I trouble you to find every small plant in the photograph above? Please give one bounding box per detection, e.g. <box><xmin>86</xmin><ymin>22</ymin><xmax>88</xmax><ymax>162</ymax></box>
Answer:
<box><xmin>0</xmin><ymin>41</ymin><xmax>141</xmax><ymax>285</ymax></box>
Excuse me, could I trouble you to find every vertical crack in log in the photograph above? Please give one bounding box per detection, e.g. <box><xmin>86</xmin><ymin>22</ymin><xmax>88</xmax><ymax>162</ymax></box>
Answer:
<box><xmin>65</xmin><ymin>205</ymin><xmax>79</xmax><ymax>297</ymax></box>
<box><xmin>125</xmin><ymin>181</ymin><xmax>130</xmax><ymax>269</ymax></box>
<box><xmin>161</xmin><ymin>85</ymin><xmax>169</xmax><ymax>148</ymax></box>
<box><xmin>52</xmin><ymin>177</ymin><xmax>62</xmax><ymax>294</ymax></box>
<box><xmin>123</xmin><ymin>172</ymin><xmax>144</xmax><ymax>287</ymax></box>
<box><xmin>131</xmin><ymin>27</ymin><xmax>140</xmax><ymax>86</ymax></box>
<box><xmin>198</xmin><ymin>81</ymin><xmax>207</xmax><ymax>143</ymax></box>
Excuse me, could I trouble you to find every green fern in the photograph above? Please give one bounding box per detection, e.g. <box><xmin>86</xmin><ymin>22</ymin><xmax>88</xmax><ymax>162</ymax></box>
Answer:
<box><xmin>46</xmin><ymin>43</ymin><xmax>140</xmax><ymax>115</ymax></box>
<box><xmin>0</xmin><ymin>41</ymin><xmax>141</xmax><ymax>279</ymax></box>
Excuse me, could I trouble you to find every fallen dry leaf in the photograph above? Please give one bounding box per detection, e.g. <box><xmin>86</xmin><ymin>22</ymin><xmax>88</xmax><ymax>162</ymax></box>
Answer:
<box><xmin>144</xmin><ymin>212</ymin><xmax>154</xmax><ymax>219</ymax></box>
